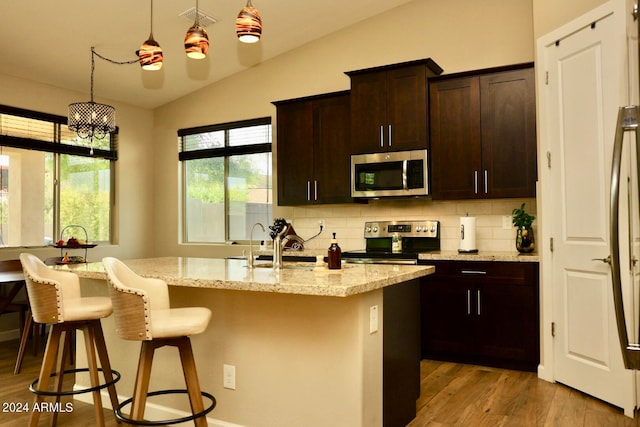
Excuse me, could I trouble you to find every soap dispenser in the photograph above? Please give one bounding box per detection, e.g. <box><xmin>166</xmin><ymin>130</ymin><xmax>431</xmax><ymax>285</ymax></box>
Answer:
<box><xmin>328</xmin><ymin>233</ymin><xmax>342</xmax><ymax>270</ymax></box>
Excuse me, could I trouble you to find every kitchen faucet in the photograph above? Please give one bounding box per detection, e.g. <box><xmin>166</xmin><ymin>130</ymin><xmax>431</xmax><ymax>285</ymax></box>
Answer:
<box><xmin>247</xmin><ymin>222</ymin><xmax>266</xmax><ymax>269</ymax></box>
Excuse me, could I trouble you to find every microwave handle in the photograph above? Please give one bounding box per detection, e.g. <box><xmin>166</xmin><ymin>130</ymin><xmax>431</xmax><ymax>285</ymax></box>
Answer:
<box><xmin>402</xmin><ymin>160</ymin><xmax>408</xmax><ymax>190</ymax></box>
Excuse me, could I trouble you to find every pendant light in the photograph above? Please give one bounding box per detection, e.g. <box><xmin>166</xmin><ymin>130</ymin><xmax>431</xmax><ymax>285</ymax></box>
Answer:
<box><xmin>184</xmin><ymin>0</ymin><xmax>209</xmax><ymax>59</ymax></box>
<box><xmin>235</xmin><ymin>0</ymin><xmax>262</xmax><ymax>43</ymax></box>
<box><xmin>138</xmin><ymin>0</ymin><xmax>163</xmax><ymax>70</ymax></box>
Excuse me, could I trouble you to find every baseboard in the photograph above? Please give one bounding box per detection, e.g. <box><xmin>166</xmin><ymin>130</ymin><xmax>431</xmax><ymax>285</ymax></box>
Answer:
<box><xmin>73</xmin><ymin>386</ymin><xmax>244</xmax><ymax>427</ymax></box>
<box><xmin>0</xmin><ymin>328</ymin><xmax>20</xmax><ymax>342</ymax></box>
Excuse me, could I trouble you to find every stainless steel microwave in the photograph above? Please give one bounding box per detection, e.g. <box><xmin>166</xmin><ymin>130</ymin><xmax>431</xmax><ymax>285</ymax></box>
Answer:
<box><xmin>351</xmin><ymin>149</ymin><xmax>429</xmax><ymax>198</ymax></box>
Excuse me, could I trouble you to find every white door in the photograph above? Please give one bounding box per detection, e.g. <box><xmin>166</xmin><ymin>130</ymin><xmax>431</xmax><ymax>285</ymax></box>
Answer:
<box><xmin>543</xmin><ymin>7</ymin><xmax>636</xmax><ymax>416</ymax></box>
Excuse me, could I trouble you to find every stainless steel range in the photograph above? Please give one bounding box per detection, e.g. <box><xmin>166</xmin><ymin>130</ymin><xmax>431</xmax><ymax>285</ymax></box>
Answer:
<box><xmin>342</xmin><ymin>220</ymin><xmax>440</xmax><ymax>265</ymax></box>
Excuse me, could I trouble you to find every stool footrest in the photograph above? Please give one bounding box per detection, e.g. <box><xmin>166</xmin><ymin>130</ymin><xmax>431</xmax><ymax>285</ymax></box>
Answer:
<box><xmin>29</xmin><ymin>367</ymin><xmax>121</xmax><ymax>397</ymax></box>
<box><xmin>115</xmin><ymin>389</ymin><xmax>216</xmax><ymax>426</ymax></box>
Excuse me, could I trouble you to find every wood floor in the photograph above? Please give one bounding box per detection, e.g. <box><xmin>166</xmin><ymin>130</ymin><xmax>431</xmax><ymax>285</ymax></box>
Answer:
<box><xmin>0</xmin><ymin>336</ymin><xmax>638</xmax><ymax>426</ymax></box>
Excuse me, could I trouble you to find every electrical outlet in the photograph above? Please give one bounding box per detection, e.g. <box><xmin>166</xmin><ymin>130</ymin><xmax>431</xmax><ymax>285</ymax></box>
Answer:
<box><xmin>223</xmin><ymin>364</ymin><xmax>236</xmax><ymax>390</ymax></box>
<box><xmin>319</xmin><ymin>219</ymin><xmax>325</xmax><ymax>229</ymax></box>
<box><xmin>369</xmin><ymin>305</ymin><xmax>379</xmax><ymax>334</ymax></box>
<box><xmin>502</xmin><ymin>215</ymin><xmax>513</xmax><ymax>229</ymax></box>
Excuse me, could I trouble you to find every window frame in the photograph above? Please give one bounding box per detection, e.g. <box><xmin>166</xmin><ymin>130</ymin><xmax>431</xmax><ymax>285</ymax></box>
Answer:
<box><xmin>179</xmin><ymin>117</ymin><xmax>272</xmax><ymax>244</ymax></box>
<box><xmin>0</xmin><ymin>104</ymin><xmax>117</xmax><ymax>247</ymax></box>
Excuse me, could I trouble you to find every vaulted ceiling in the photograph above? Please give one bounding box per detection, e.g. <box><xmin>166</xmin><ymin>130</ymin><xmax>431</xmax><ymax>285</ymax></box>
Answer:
<box><xmin>0</xmin><ymin>0</ymin><xmax>415</xmax><ymax>109</ymax></box>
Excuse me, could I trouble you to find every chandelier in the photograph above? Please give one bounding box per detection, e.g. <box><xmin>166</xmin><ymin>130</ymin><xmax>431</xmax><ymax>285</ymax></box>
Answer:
<box><xmin>68</xmin><ymin>48</ymin><xmax>137</xmax><ymax>153</ymax></box>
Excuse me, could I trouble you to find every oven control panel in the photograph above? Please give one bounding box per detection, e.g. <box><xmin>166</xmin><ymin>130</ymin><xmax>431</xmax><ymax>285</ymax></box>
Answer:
<box><xmin>363</xmin><ymin>220</ymin><xmax>439</xmax><ymax>238</ymax></box>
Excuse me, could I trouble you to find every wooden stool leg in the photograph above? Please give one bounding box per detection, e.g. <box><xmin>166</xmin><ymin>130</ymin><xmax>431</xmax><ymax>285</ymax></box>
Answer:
<box><xmin>130</xmin><ymin>341</ymin><xmax>156</xmax><ymax>422</ymax></box>
<box><xmin>82</xmin><ymin>323</ymin><xmax>106</xmax><ymax>427</ymax></box>
<box><xmin>91</xmin><ymin>320</ymin><xmax>120</xmax><ymax>422</ymax></box>
<box><xmin>50</xmin><ymin>328</ymin><xmax>71</xmax><ymax>426</ymax></box>
<box><xmin>177</xmin><ymin>337</ymin><xmax>208</xmax><ymax>427</ymax></box>
<box><xmin>14</xmin><ymin>314</ymin><xmax>33</xmax><ymax>374</ymax></box>
<box><xmin>29</xmin><ymin>324</ymin><xmax>62</xmax><ymax>427</ymax></box>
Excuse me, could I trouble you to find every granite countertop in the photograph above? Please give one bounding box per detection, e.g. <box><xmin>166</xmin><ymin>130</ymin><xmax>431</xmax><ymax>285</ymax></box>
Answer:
<box><xmin>418</xmin><ymin>251</ymin><xmax>539</xmax><ymax>262</ymax></box>
<box><xmin>258</xmin><ymin>249</ymin><xmax>539</xmax><ymax>263</ymax></box>
<box><xmin>57</xmin><ymin>257</ymin><xmax>434</xmax><ymax>298</ymax></box>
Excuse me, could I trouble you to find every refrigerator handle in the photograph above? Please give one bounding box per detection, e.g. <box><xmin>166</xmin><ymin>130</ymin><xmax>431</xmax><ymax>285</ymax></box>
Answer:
<box><xmin>609</xmin><ymin>105</ymin><xmax>640</xmax><ymax>370</ymax></box>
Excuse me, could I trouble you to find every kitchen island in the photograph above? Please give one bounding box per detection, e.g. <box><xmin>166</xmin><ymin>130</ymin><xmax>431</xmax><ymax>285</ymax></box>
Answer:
<box><xmin>62</xmin><ymin>257</ymin><xmax>434</xmax><ymax>427</ymax></box>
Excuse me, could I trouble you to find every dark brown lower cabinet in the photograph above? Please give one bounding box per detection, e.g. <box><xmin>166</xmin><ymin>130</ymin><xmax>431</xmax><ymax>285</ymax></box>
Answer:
<box><xmin>420</xmin><ymin>261</ymin><xmax>539</xmax><ymax>372</ymax></box>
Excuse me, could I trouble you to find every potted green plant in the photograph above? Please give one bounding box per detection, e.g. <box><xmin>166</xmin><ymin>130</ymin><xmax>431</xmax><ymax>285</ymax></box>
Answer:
<box><xmin>512</xmin><ymin>203</ymin><xmax>536</xmax><ymax>253</ymax></box>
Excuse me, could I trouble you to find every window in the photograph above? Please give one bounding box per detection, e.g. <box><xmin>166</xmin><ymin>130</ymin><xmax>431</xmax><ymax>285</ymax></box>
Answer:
<box><xmin>0</xmin><ymin>105</ymin><xmax>116</xmax><ymax>247</ymax></box>
<box><xmin>179</xmin><ymin>118</ymin><xmax>272</xmax><ymax>243</ymax></box>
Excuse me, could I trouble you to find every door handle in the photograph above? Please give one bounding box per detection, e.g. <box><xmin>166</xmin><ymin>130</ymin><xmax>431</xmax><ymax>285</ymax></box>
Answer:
<box><xmin>592</xmin><ymin>256</ymin><xmax>611</xmax><ymax>265</ymax></box>
<box><xmin>609</xmin><ymin>105</ymin><xmax>640</xmax><ymax>370</ymax></box>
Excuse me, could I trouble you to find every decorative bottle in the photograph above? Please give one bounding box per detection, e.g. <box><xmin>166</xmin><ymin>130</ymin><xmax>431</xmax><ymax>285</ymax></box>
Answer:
<box><xmin>328</xmin><ymin>233</ymin><xmax>342</xmax><ymax>270</ymax></box>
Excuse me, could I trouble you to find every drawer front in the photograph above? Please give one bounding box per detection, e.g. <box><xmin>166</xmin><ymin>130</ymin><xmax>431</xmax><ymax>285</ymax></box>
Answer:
<box><xmin>422</xmin><ymin>260</ymin><xmax>538</xmax><ymax>283</ymax></box>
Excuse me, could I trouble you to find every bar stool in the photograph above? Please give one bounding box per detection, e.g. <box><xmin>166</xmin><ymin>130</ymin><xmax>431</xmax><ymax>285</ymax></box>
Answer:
<box><xmin>102</xmin><ymin>257</ymin><xmax>215</xmax><ymax>426</ymax></box>
<box><xmin>19</xmin><ymin>253</ymin><xmax>120</xmax><ymax>427</ymax></box>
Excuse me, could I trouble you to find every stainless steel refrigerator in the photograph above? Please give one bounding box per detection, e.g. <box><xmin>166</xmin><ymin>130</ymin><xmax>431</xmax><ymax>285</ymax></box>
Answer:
<box><xmin>609</xmin><ymin>2</ymin><xmax>640</xmax><ymax>371</ymax></box>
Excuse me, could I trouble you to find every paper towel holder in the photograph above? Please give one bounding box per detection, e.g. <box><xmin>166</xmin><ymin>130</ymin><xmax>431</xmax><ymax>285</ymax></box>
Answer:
<box><xmin>458</xmin><ymin>213</ymin><xmax>479</xmax><ymax>254</ymax></box>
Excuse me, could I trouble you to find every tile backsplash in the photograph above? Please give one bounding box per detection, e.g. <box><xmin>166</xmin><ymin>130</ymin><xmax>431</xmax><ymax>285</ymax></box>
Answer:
<box><xmin>283</xmin><ymin>197</ymin><xmax>537</xmax><ymax>253</ymax></box>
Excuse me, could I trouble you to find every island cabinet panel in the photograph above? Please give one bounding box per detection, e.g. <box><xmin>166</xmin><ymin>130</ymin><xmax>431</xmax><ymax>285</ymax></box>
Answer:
<box><xmin>429</xmin><ymin>64</ymin><xmax>537</xmax><ymax>200</ymax></box>
<box><xmin>420</xmin><ymin>261</ymin><xmax>540</xmax><ymax>372</ymax></box>
<box><xmin>273</xmin><ymin>91</ymin><xmax>352</xmax><ymax>205</ymax></box>
<box><xmin>346</xmin><ymin>59</ymin><xmax>443</xmax><ymax>154</ymax></box>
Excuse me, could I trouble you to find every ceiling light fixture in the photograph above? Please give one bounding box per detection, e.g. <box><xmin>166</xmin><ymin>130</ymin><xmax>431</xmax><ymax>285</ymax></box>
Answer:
<box><xmin>236</xmin><ymin>0</ymin><xmax>262</xmax><ymax>44</ymax></box>
<box><xmin>68</xmin><ymin>47</ymin><xmax>138</xmax><ymax>154</ymax></box>
<box><xmin>185</xmin><ymin>0</ymin><xmax>209</xmax><ymax>59</ymax></box>
<box><xmin>138</xmin><ymin>0</ymin><xmax>163</xmax><ymax>70</ymax></box>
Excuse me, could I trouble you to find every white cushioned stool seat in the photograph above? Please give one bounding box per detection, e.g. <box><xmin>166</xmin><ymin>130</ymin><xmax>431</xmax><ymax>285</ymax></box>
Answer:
<box><xmin>150</xmin><ymin>307</ymin><xmax>211</xmax><ymax>339</ymax></box>
<box><xmin>102</xmin><ymin>257</ymin><xmax>215</xmax><ymax>426</ymax></box>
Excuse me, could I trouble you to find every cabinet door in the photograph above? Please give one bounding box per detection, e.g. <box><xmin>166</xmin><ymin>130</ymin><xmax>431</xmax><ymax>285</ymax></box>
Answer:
<box><xmin>350</xmin><ymin>71</ymin><xmax>387</xmax><ymax>154</ymax></box>
<box><xmin>429</xmin><ymin>77</ymin><xmax>482</xmax><ymax>199</ymax></box>
<box><xmin>386</xmin><ymin>65</ymin><xmax>428</xmax><ymax>152</ymax></box>
<box><xmin>276</xmin><ymin>101</ymin><xmax>314</xmax><ymax>205</ymax></box>
<box><xmin>421</xmin><ymin>277</ymin><xmax>473</xmax><ymax>356</ymax></box>
<box><xmin>313</xmin><ymin>94</ymin><xmax>353</xmax><ymax>204</ymax></box>
<box><xmin>476</xmin><ymin>281</ymin><xmax>538</xmax><ymax>366</ymax></box>
<box><xmin>480</xmin><ymin>68</ymin><xmax>537</xmax><ymax>198</ymax></box>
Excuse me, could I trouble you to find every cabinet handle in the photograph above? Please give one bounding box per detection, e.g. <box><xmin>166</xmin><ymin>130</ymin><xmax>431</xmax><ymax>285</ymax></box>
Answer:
<box><xmin>474</xmin><ymin>171</ymin><xmax>478</xmax><ymax>194</ymax></box>
<box><xmin>388</xmin><ymin>124</ymin><xmax>392</xmax><ymax>147</ymax></box>
<box><xmin>461</xmin><ymin>270</ymin><xmax>487</xmax><ymax>275</ymax></box>
<box><xmin>477</xmin><ymin>289</ymin><xmax>481</xmax><ymax>315</ymax></box>
<box><xmin>307</xmin><ymin>181</ymin><xmax>311</xmax><ymax>201</ymax></box>
<box><xmin>484</xmin><ymin>170</ymin><xmax>488</xmax><ymax>194</ymax></box>
<box><xmin>380</xmin><ymin>125</ymin><xmax>384</xmax><ymax>148</ymax></box>
<box><xmin>314</xmin><ymin>180</ymin><xmax>318</xmax><ymax>201</ymax></box>
<box><xmin>467</xmin><ymin>289</ymin><xmax>471</xmax><ymax>315</ymax></box>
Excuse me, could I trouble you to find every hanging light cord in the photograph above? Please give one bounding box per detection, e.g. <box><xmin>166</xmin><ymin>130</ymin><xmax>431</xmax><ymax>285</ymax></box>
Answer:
<box><xmin>89</xmin><ymin>47</ymin><xmax>139</xmax><ymax>102</ymax></box>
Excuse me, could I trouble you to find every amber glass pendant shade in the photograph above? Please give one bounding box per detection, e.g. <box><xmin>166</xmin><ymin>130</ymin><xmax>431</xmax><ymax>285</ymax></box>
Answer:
<box><xmin>236</xmin><ymin>1</ymin><xmax>262</xmax><ymax>43</ymax></box>
<box><xmin>138</xmin><ymin>36</ymin><xmax>163</xmax><ymax>70</ymax></box>
<box><xmin>185</xmin><ymin>24</ymin><xmax>209</xmax><ymax>59</ymax></box>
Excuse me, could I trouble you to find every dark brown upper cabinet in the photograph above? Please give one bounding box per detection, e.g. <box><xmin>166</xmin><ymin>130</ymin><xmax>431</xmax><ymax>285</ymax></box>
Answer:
<box><xmin>273</xmin><ymin>91</ymin><xmax>352</xmax><ymax>206</ymax></box>
<box><xmin>429</xmin><ymin>64</ymin><xmax>537</xmax><ymax>200</ymax></box>
<box><xmin>346</xmin><ymin>59</ymin><xmax>443</xmax><ymax>154</ymax></box>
